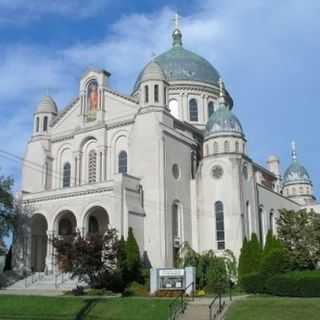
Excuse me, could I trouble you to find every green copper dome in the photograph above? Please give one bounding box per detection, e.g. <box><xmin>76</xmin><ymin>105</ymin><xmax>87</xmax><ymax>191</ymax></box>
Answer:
<box><xmin>206</xmin><ymin>106</ymin><xmax>243</xmax><ymax>135</ymax></box>
<box><xmin>132</xmin><ymin>28</ymin><xmax>220</xmax><ymax>93</ymax></box>
<box><xmin>283</xmin><ymin>143</ymin><xmax>312</xmax><ymax>186</ymax></box>
<box><xmin>283</xmin><ymin>160</ymin><xmax>311</xmax><ymax>185</ymax></box>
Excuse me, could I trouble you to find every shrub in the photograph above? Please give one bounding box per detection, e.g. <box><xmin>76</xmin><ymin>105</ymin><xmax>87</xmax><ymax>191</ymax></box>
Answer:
<box><xmin>240</xmin><ymin>272</ymin><xmax>266</xmax><ymax>294</ymax></box>
<box><xmin>206</xmin><ymin>256</ymin><xmax>228</xmax><ymax>294</ymax></box>
<box><xmin>238</xmin><ymin>234</ymin><xmax>262</xmax><ymax>283</ymax></box>
<box><xmin>265</xmin><ymin>271</ymin><xmax>320</xmax><ymax>297</ymax></box>
<box><xmin>126</xmin><ymin>228</ymin><xmax>143</xmax><ymax>284</ymax></box>
<box><xmin>127</xmin><ymin>281</ymin><xmax>149</xmax><ymax>297</ymax></box>
<box><xmin>260</xmin><ymin>248</ymin><xmax>292</xmax><ymax>278</ymax></box>
<box><xmin>263</xmin><ymin>231</ymin><xmax>282</xmax><ymax>258</ymax></box>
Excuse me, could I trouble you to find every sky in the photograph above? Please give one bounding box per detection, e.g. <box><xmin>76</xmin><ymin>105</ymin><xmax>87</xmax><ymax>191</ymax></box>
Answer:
<box><xmin>0</xmin><ymin>0</ymin><xmax>320</xmax><ymax>197</ymax></box>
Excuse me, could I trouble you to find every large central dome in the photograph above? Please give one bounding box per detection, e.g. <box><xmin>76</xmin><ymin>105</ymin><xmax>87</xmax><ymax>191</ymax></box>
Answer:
<box><xmin>132</xmin><ymin>28</ymin><xmax>220</xmax><ymax>93</ymax></box>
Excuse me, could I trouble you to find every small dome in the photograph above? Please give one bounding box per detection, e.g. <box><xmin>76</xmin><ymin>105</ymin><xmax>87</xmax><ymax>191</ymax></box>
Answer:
<box><xmin>206</xmin><ymin>107</ymin><xmax>243</xmax><ymax>135</ymax></box>
<box><xmin>140</xmin><ymin>61</ymin><xmax>166</xmax><ymax>82</ymax></box>
<box><xmin>283</xmin><ymin>160</ymin><xmax>311</xmax><ymax>185</ymax></box>
<box><xmin>36</xmin><ymin>96</ymin><xmax>58</xmax><ymax>114</ymax></box>
<box><xmin>267</xmin><ymin>155</ymin><xmax>279</xmax><ymax>162</ymax></box>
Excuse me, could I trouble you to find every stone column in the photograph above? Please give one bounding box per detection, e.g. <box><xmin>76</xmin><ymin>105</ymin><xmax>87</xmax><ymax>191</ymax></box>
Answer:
<box><xmin>45</xmin><ymin>230</ymin><xmax>55</xmax><ymax>274</ymax></box>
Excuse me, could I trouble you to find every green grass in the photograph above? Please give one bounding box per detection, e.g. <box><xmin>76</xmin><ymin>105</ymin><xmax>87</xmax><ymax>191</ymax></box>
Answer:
<box><xmin>225</xmin><ymin>296</ymin><xmax>320</xmax><ymax>320</ymax></box>
<box><xmin>0</xmin><ymin>296</ymin><xmax>171</xmax><ymax>320</ymax></box>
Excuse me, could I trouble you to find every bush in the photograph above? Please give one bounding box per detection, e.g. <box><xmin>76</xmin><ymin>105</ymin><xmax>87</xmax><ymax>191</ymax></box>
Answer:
<box><xmin>240</xmin><ymin>272</ymin><xmax>266</xmax><ymax>294</ymax></box>
<box><xmin>260</xmin><ymin>248</ymin><xmax>292</xmax><ymax>278</ymax></box>
<box><xmin>206</xmin><ymin>257</ymin><xmax>228</xmax><ymax>294</ymax></box>
<box><xmin>265</xmin><ymin>271</ymin><xmax>320</xmax><ymax>297</ymax></box>
<box><xmin>238</xmin><ymin>234</ymin><xmax>262</xmax><ymax>282</ymax></box>
<box><xmin>126</xmin><ymin>281</ymin><xmax>149</xmax><ymax>297</ymax></box>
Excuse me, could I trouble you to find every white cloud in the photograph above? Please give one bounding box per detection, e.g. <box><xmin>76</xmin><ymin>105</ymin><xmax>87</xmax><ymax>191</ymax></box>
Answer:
<box><xmin>0</xmin><ymin>0</ymin><xmax>109</xmax><ymax>22</ymax></box>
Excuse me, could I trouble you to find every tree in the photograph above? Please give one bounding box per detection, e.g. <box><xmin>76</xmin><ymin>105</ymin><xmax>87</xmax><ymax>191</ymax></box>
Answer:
<box><xmin>117</xmin><ymin>235</ymin><xmax>128</xmax><ymax>284</ymax></box>
<box><xmin>206</xmin><ymin>256</ymin><xmax>228</xmax><ymax>294</ymax></box>
<box><xmin>263</xmin><ymin>230</ymin><xmax>282</xmax><ymax>258</ymax></box>
<box><xmin>52</xmin><ymin>227</ymin><xmax>123</xmax><ymax>291</ymax></box>
<box><xmin>277</xmin><ymin>209</ymin><xmax>320</xmax><ymax>269</ymax></box>
<box><xmin>126</xmin><ymin>227</ymin><xmax>143</xmax><ymax>283</ymax></box>
<box><xmin>238</xmin><ymin>234</ymin><xmax>262</xmax><ymax>281</ymax></box>
<box><xmin>0</xmin><ymin>174</ymin><xmax>14</xmax><ymax>242</ymax></box>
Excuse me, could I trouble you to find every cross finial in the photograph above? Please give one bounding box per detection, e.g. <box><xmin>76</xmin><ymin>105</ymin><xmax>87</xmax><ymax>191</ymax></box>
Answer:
<box><xmin>291</xmin><ymin>141</ymin><xmax>297</xmax><ymax>160</ymax></box>
<box><xmin>173</xmin><ymin>13</ymin><xmax>180</xmax><ymax>30</ymax></box>
<box><xmin>218</xmin><ymin>78</ymin><xmax>225</xmax><ymax>97</ymax></box>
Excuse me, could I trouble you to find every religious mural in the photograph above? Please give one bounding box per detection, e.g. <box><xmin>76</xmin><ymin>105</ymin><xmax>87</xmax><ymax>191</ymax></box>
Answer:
<box><xmin>87</xmin><ymin>79</ymin><xmax>99</xmax><ymax>121</ymax></box>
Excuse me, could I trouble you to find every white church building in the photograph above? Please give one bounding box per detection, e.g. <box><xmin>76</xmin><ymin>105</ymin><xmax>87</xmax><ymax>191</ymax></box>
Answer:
<box><xmin>16</xmin><ymin>22</ymin><xmax>317</xmax><ymax>273</ymax></box>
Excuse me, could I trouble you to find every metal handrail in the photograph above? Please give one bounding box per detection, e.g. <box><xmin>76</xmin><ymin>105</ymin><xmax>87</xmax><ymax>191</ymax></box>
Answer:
<box><xmin>208</xmin><ymin>293</ymin><xmax>225</xmax><ymax>320</ymax></box>
<box><xmin>168</xmin><ymin>281</ymin><xmax>195</xmax><ymax>320</ymax></box>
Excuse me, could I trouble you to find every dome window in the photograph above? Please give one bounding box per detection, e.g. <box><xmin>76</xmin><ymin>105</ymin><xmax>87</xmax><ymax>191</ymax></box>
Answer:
<box><xmin>154</xmin><ymin>85</ymin><xmax>159</xmax><ymax>103</ymax></box>
<box><xmin>224</xmin><ymin>141</ymin><xmax>230</xmax><ymax>153</ymax></box>
<box><xmin>144</xmin><ymin>85</ymin><xmax>149</xmax><ymax>104</ymax></box>
<box><xmin>208</xmin><ymin>101</ymin><xmax>214</xmax><ymax>118</ymax></box>
<box><xmin>189</xmin><ymin>99</ymin><xmax>198</xmax><ymax>121</ymax></box>
<box><xmin>43</xmin><ymin>116</ymin><xmax>48</xmax><ymax>132</ymax></box>
<box><xmin>213</xmin><ymin>142</ymin><xmax>219</xmax><ymax>154</ymax></box>
<box><xmin>235</xmin><ymin>141</ymin><xmax>239</xmax><ymax>153</ymax></box>
<box><xmin>36</xmin><ymin>117</ymin><xmax>40</xmax><ymax>132</ymax></box>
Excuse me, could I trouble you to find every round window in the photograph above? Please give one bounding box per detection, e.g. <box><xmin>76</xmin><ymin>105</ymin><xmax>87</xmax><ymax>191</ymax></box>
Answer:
<box><xmin>172</xmin><ymin>164</ymin><xmax>180</xmax><ymax>179</ymax></box>
<box><xmin>212</xmin><ymin>165</ymin><xmax>223</xmax><ymax>179</ymax></box>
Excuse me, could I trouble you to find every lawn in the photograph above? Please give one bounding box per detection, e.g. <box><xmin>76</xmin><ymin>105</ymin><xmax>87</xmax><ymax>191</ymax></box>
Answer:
<box><xmin>225</xmin><ymin>296</ymin><xmax>320</xmax><ymax>320</ymax></box>
<box><xmin>0</xmin><ymin>295</ymin><xmax>171</xmax><ymax>320</ymax></box>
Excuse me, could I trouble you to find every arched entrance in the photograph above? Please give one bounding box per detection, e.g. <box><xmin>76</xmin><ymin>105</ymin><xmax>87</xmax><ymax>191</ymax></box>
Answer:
<box><xmin>31</xmin><ymin>214</ymin><xmax>48</xmax><ymax>272</ymax></box>
<box><xmin>54</xmin><ymin>210</ymin><xmax>77</xmax><ymax>240</ymax></box>
<box><xmin>84</xmin><ymin>206</ymin><xmax>109</xmax><ymax>236</ymax></box>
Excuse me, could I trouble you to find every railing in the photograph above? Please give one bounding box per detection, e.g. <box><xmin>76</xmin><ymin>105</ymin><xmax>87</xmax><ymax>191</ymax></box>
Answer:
<box><xmin>24</xmin><ymin>271</ymin><xmax>44</xmax><ymax>288</ymax></box>
<box><xmin>208</xmin><ymin>293</ymin><xmax>225</xmax><ymax>320</ymax></box>
<box><xmin>168</xmin><ymin>282</ymin><xmax>195</xmax><ymax>320</ymax></box>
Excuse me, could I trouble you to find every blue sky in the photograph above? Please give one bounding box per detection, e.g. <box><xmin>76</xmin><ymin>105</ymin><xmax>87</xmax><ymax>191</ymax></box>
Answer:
<box><xmin>0</xmin><ymin>0</ymin><xmax>320</xmax><ymax>197</ymax></box>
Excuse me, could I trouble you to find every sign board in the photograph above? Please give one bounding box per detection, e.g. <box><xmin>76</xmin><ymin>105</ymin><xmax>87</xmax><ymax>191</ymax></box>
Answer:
<box><xmin>159</xmin><ymin>269</ymin><xmax>184</xmax><ymax>277</ymax></box>
<box><xmin>158</xmin><ymin>268</ymin><xmax>185</xmax><ymax>290</ymax></box>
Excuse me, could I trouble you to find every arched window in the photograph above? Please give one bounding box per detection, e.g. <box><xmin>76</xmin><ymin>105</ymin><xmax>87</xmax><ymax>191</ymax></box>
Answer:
<box><xmin>118</xmin><ymin>151</ymin><xmax>128</xmax><ymax>174</ymax></box>
<box><xmin>258</xmin><ymin>206</ymin><xmax>264</xmax><ymax>243</ymax></box>
<box><xmin>164</xmin><ymin>87</ymin><xmax>167</xmax><ymax>104</ymax></box>
<box><xmin>43</xmin><ymin>116</ymin><xmax>48</xmax><ymax>132</ymax></box>
<box><xmin>245</xmin><ymin>201</ymin><xmax>251</xmax><ymax>238</ymax></box>
<box><xmin>63</xmin><ymin>162</ymin><xmax>71</xmax><ymax>188</ymax></box>
<box><xmin>299</xmin><ymin>186</ymin><xmax>303</xmax><ymax>194</ymax></box>
<box><xmin>243</xmin><ymin>143</ymin><xmax>246</xmax><ymax>154</ymax></box>
<box><xmin>88</xmin><ymin>150</ymin><xmax>97</xmax><ymax>183</ymax></box>
<box><xmin>208</xmin><ymin>101</ymin><xmax>214</xmax><ymax>118</ymax></box>
<box><xmin>269</xmin><ymin>210</ymin><xmax>274</xmax><ymax>234</ymax></box>
<box><xmin>89</xmin><ymin>216</ymin><xmax>99</xmax><ymax>234</ymax></box>
<box><xmin>292</xmin><ymin>187</ymin><xmax>296</xmax><ymax>195</ymax></box>
<box><xmin>154</xmin><ymin>85</ymin><xmax>159</xmax><ymax>103</ymax></box>
<box><xmin>144</xmin><ymin>85</ymin><xmax>149</xmax><ymax>103</ymax></box>
<box><xmin>214</xmin><ymin>141</ymin><xmax>219</xmax><ymax>153</ymax></box>
<box><xmin>189</xmin><ymin>99</ymin><xmax>198</xmax><ymax>121</ymax></box>
<box><xmin>215</xmin><ymin>201</ymin><xmax>225</xmax><ymax>250</ymax></box>
<box><xmin>235</xmin><ymin>141</ymin><xmax>239</xmax><ymax>153</ymax></box>
<box><xmin>172</xmin><ymin>203</ymin><xmax>180</xmax><ymax>239</ymax></box>
<box><xmin>36</xmin><ymin>117</ymin><xmax>40</xmax><ymax>132</ymax></box>
<box><xmin>224</xmin><ymin>140</ymin><xmax>230</xmax><ymax>153</ymax></box>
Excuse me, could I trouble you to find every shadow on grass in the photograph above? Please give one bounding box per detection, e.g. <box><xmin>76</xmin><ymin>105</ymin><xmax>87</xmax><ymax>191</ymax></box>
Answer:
<box><xmin>75</xmin><ymin>299</ymin><xmax>99</xmax><ymax>320</ymax></box>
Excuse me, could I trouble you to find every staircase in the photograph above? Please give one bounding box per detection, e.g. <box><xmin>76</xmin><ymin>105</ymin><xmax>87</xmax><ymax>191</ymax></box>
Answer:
<box><xmin>6</xmin><ymin>272</ymin><xmax>86</xmax><ymax>292</ymax></box>
<box><xmin>181</xmin><ymin>297</ymin><xmax>231</xmax><ymax>320</ymax></box>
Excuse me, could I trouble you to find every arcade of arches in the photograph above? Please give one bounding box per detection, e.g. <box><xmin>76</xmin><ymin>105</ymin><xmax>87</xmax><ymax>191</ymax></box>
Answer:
<box><xmin>30</xmin><ymin>206</ymin><xmax>110</xmax><ymax>272</ymax></box>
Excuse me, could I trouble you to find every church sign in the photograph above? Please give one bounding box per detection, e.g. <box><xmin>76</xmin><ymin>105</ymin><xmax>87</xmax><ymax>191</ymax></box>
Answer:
<box><xmin>150</xmin><ymin>266</ymin><xmax>195</xmax><ymax>295</ymax></box>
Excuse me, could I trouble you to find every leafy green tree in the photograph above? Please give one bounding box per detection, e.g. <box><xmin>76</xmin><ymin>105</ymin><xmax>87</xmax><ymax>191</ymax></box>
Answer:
<box><xmin>278</xmin><ymin>209</ymin><xmax>319</xmax><ymax>269</ymax></box>
<box><xmin>238</xmin><ymin>234</ymin><xmax>262</xmax><ymax>281</ymax></box>
<box><xmin>263</xmin><ymin>230</ymin><xmax>282</xmax><ymax>258</ymax></box>
<box><xmin>206</xmin><ymin>256</ymin><xmax>228</xmax><ymax>294</ymax></box>
<box><xmin>0</xmin><ymin>174</ymin><xmax>14</xmax><ymax>243</ymax></box>
<box><xmin>117</xmin><ymin>236</ymin><xmax>128</xmax><ymax>284</ymax></box>
<box><xmin>126</xmin><ymin>227</ymin><xmax>143</xmax><ymax>283</ymax></box>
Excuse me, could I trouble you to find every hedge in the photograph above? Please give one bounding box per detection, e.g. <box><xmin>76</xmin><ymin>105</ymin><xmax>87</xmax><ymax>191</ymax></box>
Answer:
<box><xmin>240</xmin><ymin>272</ymin><xmax>266</xmax><ymax>294</ymax></box>
<box><xmin>265</xmin><ymin>271</ymin><xmax>320</xmax><ymax>297</ymax></box>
